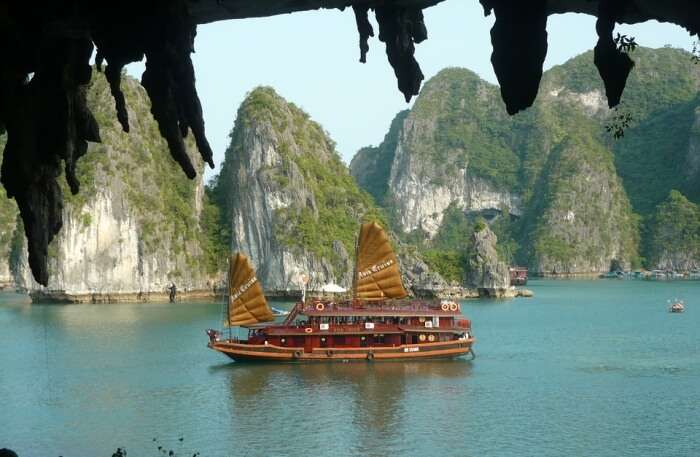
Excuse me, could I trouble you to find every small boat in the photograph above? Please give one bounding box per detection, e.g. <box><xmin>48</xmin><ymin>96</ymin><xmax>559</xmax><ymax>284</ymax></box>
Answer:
<box><xmin>271</xmin><ymin>306</ymin><xmax>290</xmax><ymax>316</ymax></box>
<box><xmin>599</xmin><ymin>270</ymin><xmax>625</xmax><ymax>279</ymax></box>
<box><xmin>669</xmin><ymin>299</ymin><xmax>685</xmax><ymax>313</ymax></box>
<box><xmin>207</xmin><ymin>222</ymin><xmax>475</xmax><ymax>362</ymax></box>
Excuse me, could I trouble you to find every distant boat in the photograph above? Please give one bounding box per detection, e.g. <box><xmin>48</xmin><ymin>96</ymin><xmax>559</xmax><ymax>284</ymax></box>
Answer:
<box><xmin>600</xmin><ymin>270</ymin><xmax>625</xmax><ymax>279</ymax></box>
<box><xmin>206</xmin><ymin>223</ymin><xmax>475</xmax><ymax>362</ymax></box>
<box><xmin>669</xmin><ymin>299</ymin><xmax>685</xmax><ymax>313</ymax></box>
<box><xmin>509</xmin><ymin>267</ymin><xmax>528</xmax><ymax>286</ymax></box>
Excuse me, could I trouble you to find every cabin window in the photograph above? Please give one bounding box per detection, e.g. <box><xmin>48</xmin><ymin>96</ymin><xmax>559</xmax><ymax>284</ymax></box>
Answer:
<box><xmin>374</xmin><ymin>334</ymin><xmax>386</xmax><ymax>344</ymax></box>
<box><xmin>320</xmin><ymin>337</ymin><xmax>327</xmax><ymax>348</ymax></box>
<box><xmin>360</xmin><ymin>336</ymin><xmax>367</xmax><ymax>347</ymax></box>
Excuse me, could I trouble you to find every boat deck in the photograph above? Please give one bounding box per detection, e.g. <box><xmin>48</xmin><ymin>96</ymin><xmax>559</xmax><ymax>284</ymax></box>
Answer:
<box><xmin>209</xmin><ymin>337</ymin><xmax>475</xmax><ymax>362</ymax></box>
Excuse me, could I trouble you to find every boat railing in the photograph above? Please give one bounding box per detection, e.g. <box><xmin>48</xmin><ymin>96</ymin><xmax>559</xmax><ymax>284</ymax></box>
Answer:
<box><xmin>303</xmin><ymin>299</ymin><xmax>455</xmax><ymax>314</ymax></box>
<box><xmin>267</xmin><ymin>322</ymin><xmax>401</xmax><ymax>333</ymax></box>
<box><xmin>265</xmin><ymin>321</ymin><xmax>469</xmax><ymax>333</ymax></box>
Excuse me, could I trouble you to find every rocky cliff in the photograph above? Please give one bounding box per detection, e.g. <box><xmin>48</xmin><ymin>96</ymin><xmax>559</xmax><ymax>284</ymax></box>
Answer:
<box><xmin>466</xmin><ymin>223</ymin><xmax>510</xmax><ymax>296</ymax></box>
<box><xmin>8</xmin><ymin>73</ymin><xmax>220</xmax><ymax>302</ymax></box>
<box><xmin>352</xmin><ymin>47</ymin><xmax>700</xmax><ymax>275</ymax></box>
<box><xmin>211</xmin><ymin>87</ymin><xmax>384</xmax><ymax>294</ymax></box>
<box><xmin>210</xmin><ymin>87</ymin><xmax>451</xmax><ymax>296</ymax></box>
<box><xmin>646</xmin><ymin>190</ymin><xmax>700</xmax><ymax>272</ymax></box>
<box><xmin>0</xmin><ymin>135</ymin><xmax>18</xmax><ymax>288</ymax></box>
<box><xmin>352</xmin><ymin>69</ymin><xmax>522</xmax><ymax>239</ymax></box>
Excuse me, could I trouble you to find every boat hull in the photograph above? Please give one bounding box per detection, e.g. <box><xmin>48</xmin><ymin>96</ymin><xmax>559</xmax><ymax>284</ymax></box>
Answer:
<box><xmin>208</xmin><ymin>338</ymin><xmax>475</xmax><ymax>362</ymax></box>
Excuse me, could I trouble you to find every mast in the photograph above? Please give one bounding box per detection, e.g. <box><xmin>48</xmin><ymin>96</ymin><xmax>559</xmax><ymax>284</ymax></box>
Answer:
<box><xmin>352</xmin><ymin>229</ymin><xmax>360</xmax><ymax>300</ymax></box>
<box><xmin>227</xmin><ymin>256</ymin><xmax>231</xmax><ymax>340</ymax></box>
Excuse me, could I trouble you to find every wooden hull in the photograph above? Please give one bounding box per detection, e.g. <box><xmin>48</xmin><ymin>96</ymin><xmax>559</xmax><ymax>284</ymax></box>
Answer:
<box><xmin>208</xmin><ymin>338</ymin><xmax>475</xmax><ymax>362</ymax></box>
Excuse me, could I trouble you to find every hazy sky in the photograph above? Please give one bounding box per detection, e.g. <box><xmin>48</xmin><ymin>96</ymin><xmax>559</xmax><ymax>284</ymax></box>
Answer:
<box><xmin>127</xmin><ymin>1</ymin><xmax>693</xmax><ymax>181</ymax></box>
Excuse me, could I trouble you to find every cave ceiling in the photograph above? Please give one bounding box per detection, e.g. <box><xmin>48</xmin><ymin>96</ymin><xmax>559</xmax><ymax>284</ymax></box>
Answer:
<box><xmin>0</xmin><ymin>0</ymin><xmax>698</xmax><ymax>284</ymax></box>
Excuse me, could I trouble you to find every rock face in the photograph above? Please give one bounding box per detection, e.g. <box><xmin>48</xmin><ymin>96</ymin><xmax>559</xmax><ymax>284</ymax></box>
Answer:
<box><xmin>0</xmin><ymin>135</ymin><xmax>17</xmax><ymax>288</ymax></box>
<box><xmin>353</xmin><ymin>48</ymin><xmax>700</xmax><ymax>275</ymax></box>
<box><xmin>352</xmin><ymin>68</ymin><xmax>522</xmax><ymax>239</ymax></box>
<box><xmin>466</xmin><ymin>225</ymin><xmax>510</xmax><ymax>295</ymax></box>
<box><xmin>397</xmin><ymin>247</ymin><xmax>448</xmax><ymax>297</ymax></box>
<box><xmin>9</xmin><ymin>73</ymin><xmax>218</xmax><ymax>302</ymax></box>
<box><xmin>523</xmin><ymin>134</ymin><xmax>638</xmax><ymax>274</ymax></box>
<box><xmin>647</xmin><ymin>190</ymin><xmax>700</xmax><ymax>272</ymax></box>
<box><xmin>212</xmin><ymin>87</ymin><xmax>386</xmax><ymax>294</ymax></box>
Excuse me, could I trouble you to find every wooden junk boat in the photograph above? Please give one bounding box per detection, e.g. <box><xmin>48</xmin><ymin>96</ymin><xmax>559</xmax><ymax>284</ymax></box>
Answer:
<box><xmin>207</xmin><ymin>222</ymin><xmax>475</xmax><ymax>362</ymax></box>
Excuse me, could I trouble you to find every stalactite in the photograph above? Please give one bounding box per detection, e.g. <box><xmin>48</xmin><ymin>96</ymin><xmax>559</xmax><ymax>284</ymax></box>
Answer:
<box><xmin>92</xmin><ymin>16</ymin><xmax>147</xmax><ymax>134</ymax></box>
<box><xmin>483</xmin><ymin>0</ymin><xmax>548</xmax><ymax>115</ymax></box>
<box><xmin>0</xmin><ymin>34</ymin><xmax>95</xmax><ymax>285</ymax></box>
<box><xmin>140</xmin><ymin>3</ymin><xmax>214</xmax><ymax>176</ymax></box>
<box><xmin>375</xmin><ymin>5</ymin><xmax>427</xmax><ymax>102</ymax></box>
<box><xmin>594</xmin><ymin>0</ymin><xmax>635</xmax><ymax>108</ymax></box>
<box><xmin>352</xmin><ymin>5</ymin><xmax>374</xmax><ymax>63</ymax></box>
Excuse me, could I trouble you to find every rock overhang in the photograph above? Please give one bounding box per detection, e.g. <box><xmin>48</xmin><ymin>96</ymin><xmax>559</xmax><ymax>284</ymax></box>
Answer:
<box><xmin>0</xmin><ymin>0</ymin><xmax>698</xmax><ymax>284</ymax></box>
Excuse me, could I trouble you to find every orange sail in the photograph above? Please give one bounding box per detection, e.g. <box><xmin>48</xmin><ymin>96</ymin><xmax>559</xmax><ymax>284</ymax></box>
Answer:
<box><xmin>227</xmin><ymin>253</ymin><xmax>275</xmax><ymax>327</ymax></box>
<box><xmin>354</xmin><ymin>222</ymin><xmax>408</xmax><ymax>300</ymax></box>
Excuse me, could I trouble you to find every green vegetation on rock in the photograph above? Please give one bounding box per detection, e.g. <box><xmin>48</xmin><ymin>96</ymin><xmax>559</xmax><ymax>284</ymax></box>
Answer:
<box><xmin>647</xmin><ymin>190</ymin><xmax>700</xmax><ymax>268</ymax></box>
<box><xmin>353</xmin><ymin>47</ymin><xmax>700</xmax><ymax>275</ymax></box>
<box><xmin>0</xmin><ymin>134</ymin><xmax>19</xmax><ymax>278</ymax></box>
<box><xmin>211</xmin><ymin>87</ymin><xmax>387</xmax><ymax>280</ymax></box>
<box><xmin>350</xmin><ymin>110</ymin><xmax>408</xmax><ymax>204</ymax></box>
<box><xmin>408</xmin><ymin>68</ymin><xmax>520</xmax><ymax>190</ymax></box>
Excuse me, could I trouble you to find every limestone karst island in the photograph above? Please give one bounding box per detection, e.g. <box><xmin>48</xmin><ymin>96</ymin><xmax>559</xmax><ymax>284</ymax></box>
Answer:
<box><xmin>1</xmin><ymin>1</ymin><xmax>699</xmax><ymax>456</ymax></box>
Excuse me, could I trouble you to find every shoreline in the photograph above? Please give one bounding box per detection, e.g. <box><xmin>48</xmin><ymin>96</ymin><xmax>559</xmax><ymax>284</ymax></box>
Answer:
<box><xmin>19</xmin><ymin>286</ymin><xmax>535</xmax><ymax>304</ymax></box>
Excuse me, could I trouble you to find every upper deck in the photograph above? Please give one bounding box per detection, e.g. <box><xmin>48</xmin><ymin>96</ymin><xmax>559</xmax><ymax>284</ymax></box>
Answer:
<box><xmin>299</xmin><ymin>298</ymin><xmax>464</xmax><ymax>318</ymax></box>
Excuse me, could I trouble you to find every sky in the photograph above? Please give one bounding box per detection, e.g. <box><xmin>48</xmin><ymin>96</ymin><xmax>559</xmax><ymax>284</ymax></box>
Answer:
<box><xmin>126</xmin><ymin>1</ymin><xmax>694</xmax><ymax>181</ymax></box>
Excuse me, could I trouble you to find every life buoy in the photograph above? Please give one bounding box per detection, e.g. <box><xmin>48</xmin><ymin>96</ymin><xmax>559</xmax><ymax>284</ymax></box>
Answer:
<box><xmin>293</xmin><ymin>350</ymin><xmax>303</xmax><ymax>358</ymax></box>
<box><xmin>315</xmin><ymin>302</ymin><xmax>325</xmax><ymax>311</ymax></box>
<box><xmin>304</xmin><ymin>327</ymin><xmax>313</xmax><ymax>333</ymax></box>
<box><xmin>428</xmin><ymin>334</ymin><xmax>436</xmax><ymax>342</ymax></box>
<box><xmin>419</xmin><ymin>334</ymin><xmax>426</xmax><ymax>342</ymax></box>
<box><xmin>441</xmin><ymin>303</ymin><xmax>450</xmax><ymax>311</ymax></box>
<box><xmin>449</xmin><ymin>302</ymin><xmax>458</xmax><ymax>312</ymax></box>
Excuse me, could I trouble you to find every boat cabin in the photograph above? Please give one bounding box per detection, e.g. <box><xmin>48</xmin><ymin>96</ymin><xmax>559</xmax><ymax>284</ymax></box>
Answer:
<box><xmin>244</xmin><ymin>299</ymin><xmax>471</xmax><ymax>351</ymax></box>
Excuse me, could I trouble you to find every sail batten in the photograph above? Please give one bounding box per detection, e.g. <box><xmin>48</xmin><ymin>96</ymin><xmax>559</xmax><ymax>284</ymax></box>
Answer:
<box><xmin>227</xmin><ymin>253</ymin><xmax>275</xmax><ymax>327</ymax></box>
<box><xmin>354</xmin><ymin>222</ymin><xmax>408</xmax><ymax>300</ymax></box>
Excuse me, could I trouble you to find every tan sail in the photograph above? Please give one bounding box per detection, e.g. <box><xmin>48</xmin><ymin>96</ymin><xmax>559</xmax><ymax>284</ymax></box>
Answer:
<box><xmin>355</xmin><ymin>222</ymin><xmax>408</xmax><ymax>300</ymax></box>
<box><xmin>227</xmin><ymin>253</ymin><xmax>275</xmax><ymax>327</ymax></box>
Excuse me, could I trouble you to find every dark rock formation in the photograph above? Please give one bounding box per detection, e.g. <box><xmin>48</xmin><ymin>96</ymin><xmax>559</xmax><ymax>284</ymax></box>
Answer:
<box><xmin>593</xmin><ymin>0</ymin><xmax>635</xmax><ymax>108</ymax></box>
<box><xmin>1</xmin><ymin>0</ymin><xmax>698</xmax><ymax>284</ymax></box>
<box><xmin>482</xmin><ymin>0</ymin><xmax>548</xmax><ymax>115</ymax></box>
<box><xmin>375</xmin><ymin>5</ymin><xmax>427</xmax><ymax>102</ymax></box>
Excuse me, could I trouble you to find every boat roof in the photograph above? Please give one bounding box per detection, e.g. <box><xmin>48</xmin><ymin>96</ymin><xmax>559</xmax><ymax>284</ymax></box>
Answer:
<box><xmin>258</xmin><ymin>325</ymin><xmax>464</xmax><ymax>336</ymax></box>
<box><xmin>302</xmin><ymin>309</ymin><xmax>462</xmax><ymax>317</ymax></box>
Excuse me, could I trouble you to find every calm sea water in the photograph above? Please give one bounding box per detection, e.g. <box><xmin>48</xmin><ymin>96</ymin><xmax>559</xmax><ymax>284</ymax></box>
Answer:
<box><xmin>1</xmin><ymin>280</ymin><xmax>699</xmax><ymax>457</ymax></box>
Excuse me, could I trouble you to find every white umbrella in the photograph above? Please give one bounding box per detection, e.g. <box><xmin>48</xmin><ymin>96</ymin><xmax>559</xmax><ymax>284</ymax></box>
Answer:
<box><xmin>319</xmin><ymin>283</ymin><xmax>347</xmax><ymax>293</ymax></box>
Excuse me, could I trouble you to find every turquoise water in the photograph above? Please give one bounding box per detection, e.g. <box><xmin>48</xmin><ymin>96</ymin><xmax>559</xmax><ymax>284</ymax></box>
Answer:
<box><xmin>1</xmin><ymin>280</ymin><xmax>699</xmax><ymax>456</ymax></box>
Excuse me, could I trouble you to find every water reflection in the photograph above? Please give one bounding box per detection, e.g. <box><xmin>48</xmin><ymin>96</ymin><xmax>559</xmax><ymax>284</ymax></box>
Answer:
<box><xmin>212</xmin><ymin>360</ymin><xmax>472</xmax><ymax>454</ymax></box>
